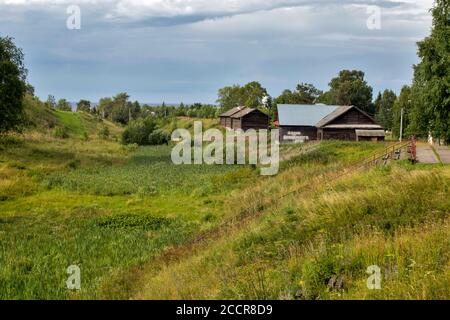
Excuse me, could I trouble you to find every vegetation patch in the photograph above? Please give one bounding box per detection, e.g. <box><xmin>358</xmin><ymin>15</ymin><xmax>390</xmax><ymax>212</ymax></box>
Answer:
<box><xmin>93</xmin><ymin>214</ymin><xmax>172</xmax><ymax>231</ymax></box>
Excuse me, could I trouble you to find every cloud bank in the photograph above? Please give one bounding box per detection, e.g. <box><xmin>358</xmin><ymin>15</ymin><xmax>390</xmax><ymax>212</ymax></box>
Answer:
<box><xmin>0</xmin><ymin>0</ymin><xmax>435</xmax><ymax>103</ymax></box>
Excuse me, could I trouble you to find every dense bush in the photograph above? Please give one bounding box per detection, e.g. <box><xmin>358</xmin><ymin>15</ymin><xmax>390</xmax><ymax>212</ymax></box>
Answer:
<box><xmin>98</xmin><ymin>125</ymin><xmax>110</xmax><ymax>140</ymax></box>
<box><xmin>148</xmin><ymin>129</ymin><xmax>170</xmax><ymax>146</ymax></box>
<box><xmin>121</xmin><ymin>118</ymin><xmax>169</xmax><ymax>146</ymax></box>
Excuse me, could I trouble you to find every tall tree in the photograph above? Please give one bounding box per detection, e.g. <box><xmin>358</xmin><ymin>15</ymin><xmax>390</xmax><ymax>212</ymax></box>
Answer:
<box><xmin>0</xmin><ymin>36</ymin><xmax>27</xmax><ymax>133</ymax></box>
<box><xmin>217</xmin><ymin>84</ymin><xmax>244</xmax><ymax>111</ymax></box>
<box><xmin>111</xmin><ymin>92</ymin><xmax>130</xmax><ymax>124</ymax></box>
<box><xmin>77</xmin><ymin>99</ymin><xmax>91</xmax><ymax>113</ymax></box>
<box><xmin>391</xmin><ymin>86</ymin><xmax>413</xmax><ymax>139</ymax></box>
<box><xmin>325</xmin><ymin>70</ymin><xmax>374</xmax><ymax>114</ymax></box>
<box><xmin>98</xmin><ymin>97</ymin><xmax>114</xmax><ymax>119</ymax></box>
<box><xmin>217</xmin><ymin>82</ymin><xmax>268</xmax><ymax>110</ymax></box>
<box><xmin>241</xmin><ymin>81</ymin><xmax>268</xmax><ymax>108</ymax></box>
<box><xmin>274</xmin><ymin>83</ymin><xmax>322</xmax><ymax>105</ymax></box>
<box><xmin>411</xmin><ymin>0</ymin><xmax>450</xmax><ymax>142</ymax></box>
<box><xmin>45</xmin><ymin>95</ymin><xmax>57</xmax><ymax>109</ymax></box>
<box><xmin>375</xmin><ymin>89</ymin><xmax>397</xmax><ymax>130</ymax></box>
<box><xmin>56</xmin><ymin>98</ymin><xmax>72</xmax><ymax>111</ymax></box>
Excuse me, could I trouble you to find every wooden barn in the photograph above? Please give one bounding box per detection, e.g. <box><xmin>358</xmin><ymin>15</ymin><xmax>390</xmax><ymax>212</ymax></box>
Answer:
<box><xmin>277</xmin><ymin>104</ymin><xmax>384</xmax><ymax>143</ymax></box>
<box><xmin>220</xmin><ymin>106</ymin><xmax>244</xmax><ymax>128</ymax></box>
<box><xmin>220</xmin><ymin>107</ymin><xmax>269</xmax><ymax>131</ymax></box>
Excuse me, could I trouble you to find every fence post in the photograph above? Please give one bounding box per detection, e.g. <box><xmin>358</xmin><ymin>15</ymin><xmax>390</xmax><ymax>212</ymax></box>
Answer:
<box><xmin>411</xmin><ymin>136</ymin><xmax>417</xmax><ymax>164</ymax></box>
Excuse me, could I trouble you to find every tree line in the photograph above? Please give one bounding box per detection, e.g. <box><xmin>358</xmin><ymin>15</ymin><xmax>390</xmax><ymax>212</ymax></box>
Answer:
<box><xmin>0</xmin><ymin>1</ymin><xmax>448</xmax><ymax>142</ymax></box>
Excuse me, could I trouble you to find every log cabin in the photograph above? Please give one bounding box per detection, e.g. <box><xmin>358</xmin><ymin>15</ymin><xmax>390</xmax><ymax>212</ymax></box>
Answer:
<box><xmin>277</xmin><ymin>104</ymin><xmax>385</xmax><ymax>143</ymax></box>
<box><xmin>220</xmin><ymin>107</ymin><xmax>269</xmax><ymax>131</ymax></box>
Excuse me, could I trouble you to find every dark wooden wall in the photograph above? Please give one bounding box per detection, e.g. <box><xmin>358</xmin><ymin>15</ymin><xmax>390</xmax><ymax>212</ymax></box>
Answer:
<box><xmin>280</xmin><ymin>126</ymin><xmax>318</xmax><ymax>143</ymax></box>
<box><xmin>330</xmin><ymin>109</ymin><xmax>375</xmax><ymax>125</ymax></box>
<box><xmin>321</xmin><ymin>128</ymin><xmax>357</xmax><ymax>140</ymax></box>
<box><xmin>241</xmin><ymin>111</ymin><xmax>269</xmax><ymax>131</ymax></box>
<box><xmin>232</xmin><ymin>118</ymin><xmax>242</xmax><ymax>130</ymax></box>
<box><xmin>225</xmin><ymin>117</ymin><xmax>233</xmax><ymax>129</ymax></box>
<box><xmin>357</xmin><ymin>136</ymin><xmax>385</xmax><ymax>142</ymax></box>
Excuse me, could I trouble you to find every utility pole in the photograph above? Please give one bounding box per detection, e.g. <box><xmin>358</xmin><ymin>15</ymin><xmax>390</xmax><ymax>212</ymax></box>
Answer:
<box><xmin>399</xmin><ymin>108</ymin><xmax>404</xmax><ymax>142</ymax></box>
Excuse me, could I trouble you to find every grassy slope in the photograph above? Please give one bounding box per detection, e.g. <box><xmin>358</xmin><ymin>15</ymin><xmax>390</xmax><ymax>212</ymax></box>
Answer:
<box><xmin>0</xmin><ymin>112</ymin><xmax>258</xmax><ymax>299</ymax></box>
<box><xmin>1</xmin><ymin>109</ymin><xmax>449</xmax><ymax>300</ymax></box>
<box><xmin>132</xmin><ymin>144</ymin><xmax>450</xmax><ymax>300</ymax></box>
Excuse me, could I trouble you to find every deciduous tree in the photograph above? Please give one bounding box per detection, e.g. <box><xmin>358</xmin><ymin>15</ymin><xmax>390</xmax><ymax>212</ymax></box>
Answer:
<box><xmin>410</xmin><ymin>0</ymin><xmax>450</xmax><ymax>142</ymax></box>
<box><xmin>0</xmin><ymin>36</ymin><xmax>27</xmax><ymax>133</ymax></box>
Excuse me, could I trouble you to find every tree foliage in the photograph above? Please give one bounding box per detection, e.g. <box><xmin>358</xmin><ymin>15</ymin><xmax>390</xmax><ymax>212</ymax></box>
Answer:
<box><xmin>323</xmin><ymin>70</ymin><xmax>374</xmax><ymax>114</ymax></box>
<box><xmin>410</xmin><ymin>0</ymin><xmax>450</xmax><ymax>142</ymax></box>
<box><xmin>375</xmin><ymin>89</ymin><xmax>397</xmax><ymax>130</ymax></box>
<box><xmin>77</xmin><ymin>99</ymin><xmax>91</xmax><ymax>113</ymax></box>
<box><xmin>217</xmin><ymin>81</ymin><xmax>269</xmax><ymax>111</ymax></box>
<box><xmin>121</xmin><ymin>118</ymin><xmax>169</xmax><ymax>146</ymax></box>
<box><xmin>391</xmin><ymin>86</ymin><xmax>413</xmax><ymax>139</ymax></box>
<box><xmin>45</xmin><ymin>95</ymin><xmax>57</xmax><ymax>109</ymax></box>
<box><xmin>0</xmin><ymin>36</ymin><xmax>27</xmax><ymax>133</ymax></box>
<box><xmin>57</xmin><ymin>99</ymin><xmax>72</xmax><ymax>112</ymax></box>
<box><xmin>274</xmin><ymin>83</ymin><xmax>322</xmax><ymax>105</ymax></box>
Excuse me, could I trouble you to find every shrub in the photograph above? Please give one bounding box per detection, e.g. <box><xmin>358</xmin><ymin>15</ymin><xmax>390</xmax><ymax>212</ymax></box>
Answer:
<box><xmin>121</xmin><ymin>118</ymin><xmax>156</xmax><ymax>145</ymax></box>
<box><xmin>148</xmin><ymin>129</ymin><xmax>170</xmax><ymax>145</ymax></box>
<box><xmin>98</xmin><ymin>126</ymin><xmax>110</xmax><ymax>140</ymax></box>
<box><xmin>53</xmin><ymin>126</ymin><xmax>69</xmax><ymax>139</ymax></box>
<box><xmin>121</xmin><ymin>118</ymin><xmax>169</xmax><ymax>146</ymax></box>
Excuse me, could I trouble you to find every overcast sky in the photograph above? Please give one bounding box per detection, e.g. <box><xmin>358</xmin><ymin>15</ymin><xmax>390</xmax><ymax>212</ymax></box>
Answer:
<box><xmin>0</xmin><ymin>0</ymin><xmax>434</xmax><ymax>103</ymax></box>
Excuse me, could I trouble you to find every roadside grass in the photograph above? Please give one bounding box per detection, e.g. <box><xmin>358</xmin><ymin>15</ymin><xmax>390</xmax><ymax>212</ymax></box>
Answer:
<box><xmin>133</xmin><ymin>153</ymin><xmax>450</xmax><ymax>300</ymax></box>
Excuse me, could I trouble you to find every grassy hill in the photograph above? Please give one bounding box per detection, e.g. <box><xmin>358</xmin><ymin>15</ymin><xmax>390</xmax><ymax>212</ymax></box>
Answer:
<box><xmin>0</xmin><ymin>111</ymin><xmax>449</xmax><ymax>300</ymax></box>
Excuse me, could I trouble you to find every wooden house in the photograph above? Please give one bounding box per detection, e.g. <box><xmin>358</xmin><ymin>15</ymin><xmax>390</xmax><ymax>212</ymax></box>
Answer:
<box><xmin>220</xmin><ymin>107</ymin><xmax>269</xmax><ymax>131</ymax></box>
<box><xmin>277</xmin><ymin>104</ymin><xmax>384</xmax><ymax>143</ymax></box>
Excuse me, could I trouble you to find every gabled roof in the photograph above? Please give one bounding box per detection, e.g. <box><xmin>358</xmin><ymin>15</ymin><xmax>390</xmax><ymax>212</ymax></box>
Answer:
<box><xmin>315</xmin><ymin>105</ymin><xmax>378</xmax><ymax>128</ymax></box>
<box><xmin>231</xmin><ymin>108</ymin><xmax>258</xmax><ymax>118</ymax></box>
<box><xmin>315</xmin><ymin>105</ymin><xmax>353</xmax><ymax>128</ymax></box>
<box><xmin>220</xmin><ymin>106</ymin><xmax>247</xmax><ymax>117</ymax></box>
<box><xmin>277</xmin><ymin>104</ymin><xmax>341</xmax><ymax>126</ymax></box>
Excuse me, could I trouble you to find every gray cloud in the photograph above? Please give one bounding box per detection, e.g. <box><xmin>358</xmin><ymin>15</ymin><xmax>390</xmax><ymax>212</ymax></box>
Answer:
<box><xmin>0</xmin><ymin>0</ymin><xmax>434</xmax><ymax>103</ymax></box>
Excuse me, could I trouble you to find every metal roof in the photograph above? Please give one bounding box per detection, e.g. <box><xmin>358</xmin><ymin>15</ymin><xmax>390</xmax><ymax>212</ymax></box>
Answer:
<box><xmin>277</xmin><ymin>104</ymin><xmax>341</xmax><ymax>126</ymax></box>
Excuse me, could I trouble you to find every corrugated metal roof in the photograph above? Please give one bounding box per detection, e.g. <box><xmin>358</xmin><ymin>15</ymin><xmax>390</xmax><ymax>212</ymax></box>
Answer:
<box><xmin>277</xmin><ymin>104</ymin><xmax>341</xmax><ymax>126</ymax></box>
<box><xmin>220</xmin><ymin>106</ymin><xmax>246</xmax><ymax>117</ymax></box>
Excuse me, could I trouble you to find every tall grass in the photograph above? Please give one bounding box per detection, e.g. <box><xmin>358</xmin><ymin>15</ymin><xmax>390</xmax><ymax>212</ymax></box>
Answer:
<box><xmin>134</xmin><ymin>153</ymin><xmax>450</xmax><ymax>300</ymax></box>
<box><xmin>0</xmin><ymin>126</ymin><xmax>257</xmax><ymax>299</ymax></box>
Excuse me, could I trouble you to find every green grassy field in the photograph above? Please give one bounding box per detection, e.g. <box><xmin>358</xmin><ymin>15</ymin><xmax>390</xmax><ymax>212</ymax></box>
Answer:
<box><xmin>0</xmin><ymin>108</ymin><xmax>449</xmax><ymax>300</ymax></box>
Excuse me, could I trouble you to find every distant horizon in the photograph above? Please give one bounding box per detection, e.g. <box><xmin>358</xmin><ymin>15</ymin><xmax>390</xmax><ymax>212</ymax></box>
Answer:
<box><xmin>1</xmin><ymin>0</ymin><xmax>434</xmax><ymax>103</ymax></box>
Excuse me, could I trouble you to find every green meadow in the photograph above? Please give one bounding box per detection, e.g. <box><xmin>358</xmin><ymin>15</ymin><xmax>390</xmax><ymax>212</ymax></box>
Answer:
<box><xmin>0</xmin><ymin>107</ymin><xmax>449</xmax><ymax>300</ymax></box>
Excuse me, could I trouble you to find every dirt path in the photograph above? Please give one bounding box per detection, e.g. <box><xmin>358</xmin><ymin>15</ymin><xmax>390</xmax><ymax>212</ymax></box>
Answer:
<box><xmin>416</xmin><ymin>146</ymin><xmax>440</xmax><ymax>164</ymax></box>
<box><xmin>435</xmin><ymin>146</ymin><xmax>450</xmax><ymax>164</ymax></box>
